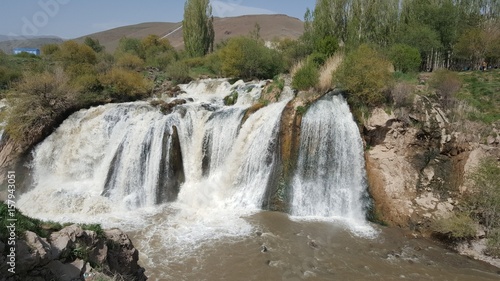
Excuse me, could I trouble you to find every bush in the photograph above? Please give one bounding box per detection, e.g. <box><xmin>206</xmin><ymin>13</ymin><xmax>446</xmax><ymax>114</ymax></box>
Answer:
<box><xmin>166</xmin><ymin>60</ymin><xmax>191</xmax><ymax>84</ymax></box>
<box><xmin>56</xmin><ymin>41</ymin><xmax>97</xmax><ymax>67</ymax></box>
<box><xmin>292</xmin><ymin>61</ymin><xmax>319</xmax><ymax>91</ymax></box>
<box><xmin>486</xmin><ymin>228</ymin><xmax>500</xmax><ymax>257</ymax></box>
<box><xmin>314</xmin><ymin>35</ymin><xmax>338</xmax><ymax>58</ymax></box>
<box><xmin>101</xmin><ymin>68</ymin><xmax>150</xmax><ymax>100</ymax></box>
<box><xmin>391</xmin><ymin>82</ymin><xmax>415</xmax><ymax>108</ymax></box>
<box><xmin>276</xmin><ymin>38</ymin><xmax>312</xmax><ymax>72</ymax></box>
<box><xmin>334</xmin><ymin>44</ymin><xmax>393</xmax><ymax>106</ymax></box>
<box><xmin>429</xmin><ymin>69</ymin><xmax>461</xmax><ymax>110</ymax></box>
<box><xmin>465</xmin><ymin>158</ymin><xmax>500</xmax><ymax>230</ymax></box>
<box><xmin>4</xmin><ymin>69</ymin><xmax>76</xmax><ymax>143</ymax></box>
<box><xmin>219</xmin><ymin>36</ymin><xmax>284</xmax><ymax>79</ymax></box>
<box><xmin>389</xmin><ymin>44</ymin><xmax>421</xmax><ymax>73</ymax></box>
<box><xmin>431</xmin><ymin>213</ymin><xmax>477</xmax><ymax>240</ymax></box>
<box><xmin>115</xmin><ymin>37</ymin><xmax>145</xmax><ymax>59</ymax></box>
<box><xmin>116</xmin><ymin>53</ymin><xmax>144</xmax><ymax>71</ymax></box>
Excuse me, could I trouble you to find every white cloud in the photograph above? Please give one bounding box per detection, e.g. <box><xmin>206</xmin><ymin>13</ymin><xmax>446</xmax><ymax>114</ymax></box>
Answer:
<box><xmin>211</xmin><ymin>0</ymin><xmax>275</xmax><ymax>17</ymax></box>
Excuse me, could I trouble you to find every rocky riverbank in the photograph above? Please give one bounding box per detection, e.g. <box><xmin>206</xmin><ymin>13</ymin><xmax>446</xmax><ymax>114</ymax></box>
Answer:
<box><xmin>0</xmin><ymin>224</ymin><xmax>147</xmax><ymax>281</ymax></box>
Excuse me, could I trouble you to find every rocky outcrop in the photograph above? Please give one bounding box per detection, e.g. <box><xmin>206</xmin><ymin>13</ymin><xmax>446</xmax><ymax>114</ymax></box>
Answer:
<box><xmin>0</xmin><ymin>225</ymin><xmax>147</xmax><ymax>281</ymax></box>
<box><xmin>364</xmin><ymin>95</ymin><xmax>500</xmax><ymax>231</ymax></box>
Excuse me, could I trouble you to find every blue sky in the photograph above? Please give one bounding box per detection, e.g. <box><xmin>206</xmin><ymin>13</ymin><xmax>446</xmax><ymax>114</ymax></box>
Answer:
<box><xmin>1</xmin><ymin>0</ymin><xmax>316</xmax><ymax>39</ymax></box>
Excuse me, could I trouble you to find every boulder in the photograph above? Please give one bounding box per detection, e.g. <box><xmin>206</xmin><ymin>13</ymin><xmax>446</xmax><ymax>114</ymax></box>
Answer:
<box><xmin>105</xmin><ymin>229</ymin><xmax>147</xmax><ymax>280</ymax></box>
<box><xmin>17</xmin><ymin>231</ymin><xmax>53</xmax><ymax>272</ymax></box>
<box><xmin>49</xmin><ymin>224</ymin><xmax>83</xmax><ymax>259</ymax></box>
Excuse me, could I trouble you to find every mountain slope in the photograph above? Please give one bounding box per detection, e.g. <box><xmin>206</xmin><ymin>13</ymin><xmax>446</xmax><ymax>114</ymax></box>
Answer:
<box><xmin>75</xmin><ymin>14</ymin><xmax>304</xmax><ymax>52</ymax></box>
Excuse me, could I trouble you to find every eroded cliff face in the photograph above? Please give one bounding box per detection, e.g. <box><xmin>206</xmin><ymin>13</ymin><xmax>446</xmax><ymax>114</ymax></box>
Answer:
<box><xmin>364</xmin><ymin>95</ymin><xmax>500</xmax><ymax>232</ymax></box>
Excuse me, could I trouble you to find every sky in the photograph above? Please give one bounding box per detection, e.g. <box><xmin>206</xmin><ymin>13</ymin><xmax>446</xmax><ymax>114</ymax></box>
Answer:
<box><xmin>0</xmin><ymin>0</ymin><xmax>316</xmax><ymax>39</ymax></box>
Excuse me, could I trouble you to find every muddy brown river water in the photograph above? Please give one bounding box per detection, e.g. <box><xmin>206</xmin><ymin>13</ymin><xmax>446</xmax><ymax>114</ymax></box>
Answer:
<box><xmin>128</xmin><ymin>211</ymin><xmax>500</xmax><ymax>281</ymax></box>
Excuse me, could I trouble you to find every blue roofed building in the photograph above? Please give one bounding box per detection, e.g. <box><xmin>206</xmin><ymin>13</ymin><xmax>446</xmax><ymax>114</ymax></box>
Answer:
<box><xmin>13</xmin><ymin>48</ymin><xmax>41</xmax><ymax>56</ymax></box>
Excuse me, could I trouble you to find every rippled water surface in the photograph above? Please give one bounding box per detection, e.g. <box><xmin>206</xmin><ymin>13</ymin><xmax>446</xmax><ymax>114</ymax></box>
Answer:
<box><xmin>129</xmin><ymin>211</ymin><xmax>500</xmax><ymax>281</ymax></box>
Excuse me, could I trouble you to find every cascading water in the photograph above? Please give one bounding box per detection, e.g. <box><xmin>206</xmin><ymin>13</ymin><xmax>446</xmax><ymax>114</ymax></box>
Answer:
<box><xmin>14</xmin><ymin>81</ymin><xmax>500</xmax><ymax>280</ymax></box>
<box><xmin>17</xmin><ymin>81</ymin><xmax>373</xmax><ymax>265</ymax></box>
<box><xmin>290</xmin><ymin>94</ymin><xmax>369</xmax><ymax>222</ymax></box>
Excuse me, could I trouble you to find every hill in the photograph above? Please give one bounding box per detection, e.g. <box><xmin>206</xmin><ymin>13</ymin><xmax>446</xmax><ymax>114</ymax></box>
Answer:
<box><xmin>0</xmin><ymin>36</ymin><xmax>63</xmax><ymax>54</ymax></box>
<box><xmin>75</xmin><ymin>14</ymin><xmax>304</xmax><ymax>52</ymax></box>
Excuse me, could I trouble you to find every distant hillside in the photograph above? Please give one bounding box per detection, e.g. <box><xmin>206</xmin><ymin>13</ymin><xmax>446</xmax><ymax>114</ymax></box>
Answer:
<box><xmin>0</xmin><ymin>37</ymin><xmax>63</xmax><ymax>54</ymax></box>
<box><xmin>75</xmin><ymin>14</ymin><xmax>304</xmax><ymax>53</ymax></box>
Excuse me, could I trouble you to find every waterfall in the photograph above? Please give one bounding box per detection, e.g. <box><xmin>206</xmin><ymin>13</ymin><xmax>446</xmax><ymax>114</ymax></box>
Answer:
<box><xmin>17</xmin><ymin>81</ymin><xmax>371</xmax><ymax>237</ymax></box>
<box><xmin>290</xmin><ymin>94</ymin><xmax>368</xmax><ymax>221</ymax></box>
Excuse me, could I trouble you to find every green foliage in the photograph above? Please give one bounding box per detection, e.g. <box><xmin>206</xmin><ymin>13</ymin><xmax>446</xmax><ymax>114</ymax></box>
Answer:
<box><xmin>308</xmin><ymin>52</ymin><xmax>327</xmax><ymax>67</ymax></box>
<box><xmin>0</xmin><ymin>202</ymin><xmax>69</xmax><ymax>241</ymax></box>
<box><xmin>435</xmin><ymin>158</ymin><xmax>500</xmax><ymax>255</ymax></box>
<box><xmin>115</xmin><ymin>37</ymin><xmax>145</xmax><ymax>59</ymax></box>
<box><xmin>456</xmin><ymin>69</ymin><xmax>500</xmax><ymax>123</ymax></box>
<box><xmin>388</xmin><ymin>44</ymin><xmax>421</xmax><ymax>73</ymax></box>
<box><xmin>116</xmin><ymin>53</ymin><xmax>144</xmax><ymax>71</ymax></box>
<box><xmin>223</xmin><ymin>91</ymin><xmax>238</xmax><ymax>105</ymax></box>
<box><xmin>101</xmin><ymin>67</ymin><xmax>150</xmax><ymax>100</ymax></box>
<box><xmin>84</xmin><ymin>37</ymin><xmax>105</xmax><ymax>53</ymax></box>
<box><xmin>465</xmin><ymin>158</ymin><xmax>500</xmax><ymax>231</ymax></box>
<box><xmin>431</xmin><ymin>213</ymin><xmax>477</xmax><ymax>240</ymax></box>
<box><xmin>141</xmin><ymin>35</ymin><xmax>177</xmax><ymax>69</ymax></box>
<box><xmin>56</xmin><ymin>40</ymin><xmax>97</xmax><ymax>67</ymax></box>
<box><xmin>291</xmin><ymin>61</ymin><xmax>319</xmax><ymax>91</ymax></box>
<box><xmin>4</xmin><ymin>69</ymin><xmax>76</xmax><ymax>143</ymax></box>
<box><xmin>219</xmin><ymin>36</ymin><xmax>284</xmax><ymax>79</ymax></box>
<box><xmin>0</xmin><ymin>66</ymin><xmax>21</xmax><ymax>90</ymax></box>
<box><xmin>486</xmin><ymin>228</ymin><xmax>500</xmax><ymax>258</ymax></box>
<box><xmin>334</xmin><ymin>44</ymin><xmax>393</xmax><ymax>106</ymax></box>
<box><xmin>183</xmin><ymin>0</ymin><xmax>214</xmax><ymax>57</ymax></box>
<box><xmin>166</xmin><ymin>60</ymin><xmax>191</xmax><ymax>84</ymax></box>
<box><xmin>314</xmin><ymin>35</ymin><xmax>338</xmax><ymax>57</ymax></box>
<box><xmin>41</xmin><ymin>43</ymin><xmax>60</xmax><ymax>56</ymax></box>
<box><xmin>275</xmin><ymin>38</ymin><xmax>312</xmax><ymax>72</ymax></box>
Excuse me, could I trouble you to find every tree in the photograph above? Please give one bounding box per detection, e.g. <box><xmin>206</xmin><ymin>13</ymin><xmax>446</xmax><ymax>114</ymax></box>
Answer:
<box><xmin>389</xmin><ymin>44</ymin><xmax>421</xmax><ymax>73</ymax></box>
<box><xmin>84</xmin><ymin>37</ymin><xmax>104</xmax><ymax>53</ymax></box>
<box><xmin>219</xmin><ymin>36</ymin><xmax>283</xmax><ymax>79</ymax></box>
<box><xmin>183</xmin><ymin>0</ymin><xmax>214</xmax><ymax>57</ymax></box>
<box><xmin>334</xmin><ymin>44</ymin><xmax>392</xmax><ymax>106</ymax></box>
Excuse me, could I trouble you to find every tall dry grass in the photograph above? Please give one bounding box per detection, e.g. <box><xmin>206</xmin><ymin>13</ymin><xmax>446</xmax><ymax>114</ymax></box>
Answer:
<box><xmin>317</xmin><ymin>53</ymin><xmax>343</xmax><ymax>92</ymax></box>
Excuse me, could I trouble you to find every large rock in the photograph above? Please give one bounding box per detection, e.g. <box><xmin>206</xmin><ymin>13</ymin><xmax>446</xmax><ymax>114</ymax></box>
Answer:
<box><xmin>17</xmin><ymin>231</ymin><xmax>53</xmax><ymax>273</ymax></box>
<box><xmin>1</xmin><ymin>225</ymin><xmax>147</xmax><ymax>281</ymax></box>
<box><xmin>104</xmin><ymin>229</ymin><xmax>147</xmax><ymax>280</ymax></box>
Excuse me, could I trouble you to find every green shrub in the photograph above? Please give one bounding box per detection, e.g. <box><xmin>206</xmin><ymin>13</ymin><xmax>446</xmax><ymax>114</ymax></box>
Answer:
<box><xmin>4</xmin><ymin>69</ymin><xmax>76</xmax><ymax>143</ymax></box>
<box><xmin>308</xmin><ymin>52</ymin><xmax>327</xmax><ymax>67</ymax></box>
<box><xmin>465</xmin><ymin>158</ymin><xmax>500</xmax><ymax>230</ymax></box>
<box><xmin>334</xmin><ymin>44</ymin><xmax>393</xmax><ymax>107</ymax></box>
<box><xmin>219</xmin><ymin>36</ymin><xmax>284</xmax><ymax>79</ymax></box>
<box><xmin>116</xmin><ymin>53</ymin><xmax>145</xmax><ymax>71</ymax></box>
<box><xmin>275</xmin><ymin>38</ymin><xmax>312</xmax><ymax>72</ymax></box>
<box><xmin>486</xmin><ymin>228</ymin><xmax>500</xmax><ymax>258</ymax></box>
<box><xmin>388</xmin><ymin>44</ymin><xmax>421</xmax><ymax>73</ymax></box>
<box><xmin>101</xmin><ymin>68</ymin><xmax>150</xmax><ymax>100</ymax></box>
<box><xmin>431</xmin><ymin>213</ymin><xmax>477</xmax><ymax>240</ymax></box>
<box><xmin>314</xmin><ymin>35</ymin><xmax>338</xmax><ymax>57</ymax></box>
<box><xmin>166</xmin><ymin>60</ymin><xmax>191</xmax><ymax>84</ymax></box>
<box><xmin>292</xmin><ymin>61</ymin><xmax>319</xmax><ymax>91</ymax></box>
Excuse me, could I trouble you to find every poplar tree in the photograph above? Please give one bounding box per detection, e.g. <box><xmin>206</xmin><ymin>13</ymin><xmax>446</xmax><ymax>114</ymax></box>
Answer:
<box><xmin>183</xmin><ymin>0</ymin><xmax>214</xmax><ymax>57</ymax></box>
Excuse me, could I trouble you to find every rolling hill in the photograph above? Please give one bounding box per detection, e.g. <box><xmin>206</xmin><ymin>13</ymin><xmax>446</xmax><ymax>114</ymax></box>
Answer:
<box><xmin>74</xmin><ymin>14</ymin><xmax>304</xmax><ymax>52</ymax></box>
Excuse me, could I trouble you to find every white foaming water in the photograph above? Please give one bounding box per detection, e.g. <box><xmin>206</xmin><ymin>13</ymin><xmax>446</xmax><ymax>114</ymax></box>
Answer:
<box><xmin>18</xmin><ymin>81</ymin><xmax>376</xmax><ymax>263</ymax></box>
<box><xmin>290</xmin><ymin>94</ymin><xmax>374</xmax><ymax>236</ymax></box>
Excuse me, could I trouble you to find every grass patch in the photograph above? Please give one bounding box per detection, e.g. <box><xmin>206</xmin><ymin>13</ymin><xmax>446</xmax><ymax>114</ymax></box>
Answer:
<box><xmin>0</xmin><ymin>202</ymin><xmax>104</xmax><ymax>242</ymax></box>
<box><xmin>456</xmin><ymin>69</ymin><xmax>500</xmax><ymax>124</ymax></box>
